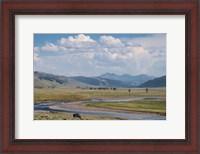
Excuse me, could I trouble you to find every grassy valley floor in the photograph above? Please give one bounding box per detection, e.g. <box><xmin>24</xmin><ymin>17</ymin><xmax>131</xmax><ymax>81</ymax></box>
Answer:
<box><xmin>34</xmin><ymin>111</ymin><xmax>122</xmax><ymax>120</ymax></box>
<box><xmin>86</xmin><ymin>100</ymin><xmax>166</xmax><ymax>116</ymax></box>
<box><xmin>34</xmin><ymin>88</ymin><xmax>166</xmax><ymax>120</ymax></box>
<box><xmin>34</xmin><ymin>88</ymin><xmax>166</xmax><ymax>102</ymax></box>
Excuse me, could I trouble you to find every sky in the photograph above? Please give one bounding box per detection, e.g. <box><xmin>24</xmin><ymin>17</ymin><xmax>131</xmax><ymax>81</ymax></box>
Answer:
<box><xmin>34</xmin><ymin>33</ymin><xmax>166</xmax><ymax>77</ymax></box>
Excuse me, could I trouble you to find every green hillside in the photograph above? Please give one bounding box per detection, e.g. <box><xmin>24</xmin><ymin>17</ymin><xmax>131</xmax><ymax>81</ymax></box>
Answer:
<box><xmin>34</xmin><ymin>71</ymin><xmax>90</xmax><ymax>88</ymax></box>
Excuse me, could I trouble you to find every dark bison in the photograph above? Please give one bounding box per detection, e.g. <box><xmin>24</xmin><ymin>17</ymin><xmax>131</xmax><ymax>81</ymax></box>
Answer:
<box><xmin>73</xmin><ymin>113</ymin><xmax>82</xmax><ymax>119</ymax></box>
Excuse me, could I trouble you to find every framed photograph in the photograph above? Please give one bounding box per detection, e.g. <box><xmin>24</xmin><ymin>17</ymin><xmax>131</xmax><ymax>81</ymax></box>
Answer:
<box><xmin>1</xmin><ymin>0</ymin><xmax>199</xmax><ymax>153</ymax></box>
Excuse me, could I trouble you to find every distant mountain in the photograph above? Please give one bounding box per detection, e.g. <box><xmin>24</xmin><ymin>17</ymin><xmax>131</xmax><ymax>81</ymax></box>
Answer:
<box><xmin>99</xmin><ymin>73</ymin><xmax>133</xmax><ymax>82</ymax></box>
<box><xmin>71</xmin><ymin>76</ymin><xmax>131</xmax><ymax>87</ymax></box>
<box><xmin>138</xmin><ymin>75</ymin><xmax>166</xmax><ymax>87</ymax></box>
<box><xmin>34</xmin><ymin>71</ymin><xmax>164</xmax><ymax>89</ymax></box>
<box><xmin>34</xmin><ymin>71</ymin><xmax>90</xmax><ymax>88</ymax></box>
<box><xmin>99</xmin><ymin>73</ymin><xmax>155</xmax><ymax>85</ymax></box>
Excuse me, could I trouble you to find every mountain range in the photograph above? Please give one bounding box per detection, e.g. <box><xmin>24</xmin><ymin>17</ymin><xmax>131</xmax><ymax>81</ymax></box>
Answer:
<box><xmin>99</xmin><ymin>73</ymin><xmax>155</xmax><ymax>84</ymax></box>
<box><xmin>34</xmin><ymin>71</ymin><xmax>166</xmax><ymax>88</ymax></box>
<box><xmin>139</xmin><ymin>76</ymin><xmax>166</xmax><ymax>87</ymax></box>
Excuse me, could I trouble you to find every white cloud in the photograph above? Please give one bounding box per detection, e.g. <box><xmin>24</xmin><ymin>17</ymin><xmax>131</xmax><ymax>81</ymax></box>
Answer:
<box><xmin>34</xmin><ymin>52</ymin><xmax>40</xmax><ymax>61</ymax></box>
<box><xmin>148</xmin><ymin>47</ymin><xmax>166</xmax><ymax>57</ymax></box>
<box><xmin>85</xmin><ymin>52</ymin><xmax>94</xmax><ymax>59</ymax></box>
<box><xmin>33</xmin><ymin>47</ymin><xmax>41</xmax><ymax>62</ymax></box>
<box><xmin>123</xmin><ymin>34</ymin><xmax>166</xmax><ymax>49</ymax></box>
<box><xmin>36</xmin><ymin>34</ymin><xmax>98</xmax><ymax>53</ymax></box>
<box><xmin>41</xmin><ymin>43</ymin><xmax>59</xmax><ymax>52</ymax></box>
<box><xmin>58</xmin><ymin>34</ymin><xmax>97</xmax><ymax>49</ymax></box>
<box><xmin>34</xmin><ymin>47</ymin><xmax>39</xmax><ymax>52</ymax></box>
<box><xmin>34</xmin><ymin>34</ymin><xmax>166</xmax><ymax>76</ymax></box>
<box><xmin>60</xmin><ymin>34</ymin><xmax>95</xmax><ymax>44</ymax></box>
<box><xmin>100</xmin><ymin>35</ymin><xmax>124</xmax><ymax>48</ymax></box>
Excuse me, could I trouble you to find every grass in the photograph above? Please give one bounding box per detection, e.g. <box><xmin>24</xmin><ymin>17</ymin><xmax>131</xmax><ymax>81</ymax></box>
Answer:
<box><xmin>34</xmin><ymin>112</ymin><xmax>122</xmax><ymax>120</ymax></box>
<box><xmin>34</xmin><ymin>88</ymin><xmax>166</xmax><ymax>103</ymax></box>
<box><xmin>34</xmin><ymin>88</ymin><xmax>166</xmax><ymax>120</ymax></box>
<box><xmin>86</xmin><ymin>100</ymin><xmax>166</xmax><ymax>115</ymax></box>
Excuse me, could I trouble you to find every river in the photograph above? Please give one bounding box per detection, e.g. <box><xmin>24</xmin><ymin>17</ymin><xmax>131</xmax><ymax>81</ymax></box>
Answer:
<box><xmin>34</xmin><ymin>97</ymin><xmax>166</xmax><ymax>120</ymax></box>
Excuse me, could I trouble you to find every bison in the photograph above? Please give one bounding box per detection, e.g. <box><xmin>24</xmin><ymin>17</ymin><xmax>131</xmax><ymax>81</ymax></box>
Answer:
<box><xmin>73</xmin><ymin>113</ymin><xmax>82</xmax><ymax>119</ymax></box>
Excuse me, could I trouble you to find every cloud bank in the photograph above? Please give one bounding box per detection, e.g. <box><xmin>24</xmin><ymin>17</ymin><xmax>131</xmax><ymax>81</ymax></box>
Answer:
<box><xmin>34</xmin><ymin>34</ymin><xmax>166</xmax><ymax>77</ymax></box>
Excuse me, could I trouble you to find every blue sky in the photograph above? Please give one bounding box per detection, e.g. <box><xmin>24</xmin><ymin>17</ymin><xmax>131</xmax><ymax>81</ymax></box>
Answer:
<box><xmin>34</xmin><ymin>33</ymin><xmax>166</xmax><ymax>77</ymax></box>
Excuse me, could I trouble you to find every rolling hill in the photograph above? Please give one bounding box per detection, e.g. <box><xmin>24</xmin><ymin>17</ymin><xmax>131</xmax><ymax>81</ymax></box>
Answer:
<box><xmin>138</xmin><ymin>76</ymin><xmax>166</xmax><ymax>88</ymax></box>
<box><xmin>71</xmin><ymin>76</ymin><xmax>131</xmax><ymax>87</ymax></box>
<box><xmin>34</xmin><ymin>71</ymin><xmax>165</xmax><ymax>88</ymax></box>
<box><xmin>34</xmin><ymin>71</ymin><xmax>90</xmax><ymax>88</ymax></box>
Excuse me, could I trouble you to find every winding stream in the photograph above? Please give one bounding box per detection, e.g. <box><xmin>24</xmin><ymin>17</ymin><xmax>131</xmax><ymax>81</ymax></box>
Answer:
<box><xmin>34</xmin><ymin>97</ymin><xmax>166</xmax><ymax>120</ymax></box>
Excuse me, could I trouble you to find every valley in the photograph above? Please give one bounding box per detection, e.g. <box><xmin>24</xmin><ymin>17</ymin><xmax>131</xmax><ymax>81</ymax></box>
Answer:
<box><xmin>34</xmin><ymin>71</ymin><xmax>166</xmax><ymax>120</ymax></box>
